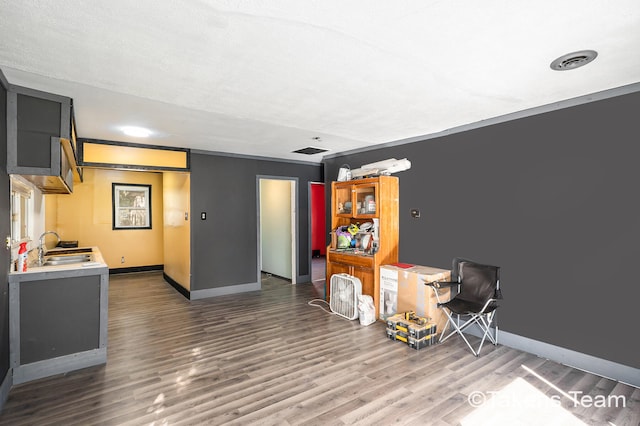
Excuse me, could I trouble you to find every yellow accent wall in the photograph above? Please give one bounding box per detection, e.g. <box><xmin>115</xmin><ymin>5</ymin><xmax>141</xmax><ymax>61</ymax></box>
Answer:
<box><xmin>163</xmin><ymin>172</ymin><xmax>191</xmax><ymax>289</ymax></box>
<box><xmin>44</xmin><ymin>190</ymin><xmax>58</xmax><ymax>245</ymax></box>
<box><xmin>46</xmin><ymin>168</ymin><xmax>164</xmax><ymax>268</ymax></box>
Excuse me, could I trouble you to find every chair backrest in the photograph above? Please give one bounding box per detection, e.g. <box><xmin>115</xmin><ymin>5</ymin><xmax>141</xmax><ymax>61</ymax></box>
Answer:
<box><xmin>456</xmin><ymin>261</ymin><xmax>501</xmax><ymax>304</ymax></box>
<box><xmin>451</xmin><ymin>257</ymin><xmax>476</xmax><ymax>282</ymax></box>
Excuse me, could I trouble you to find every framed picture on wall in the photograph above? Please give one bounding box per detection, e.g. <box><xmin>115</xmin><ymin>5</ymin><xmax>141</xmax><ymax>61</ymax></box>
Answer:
<box><xmin>112</xmin><ymin>183</ymin><xmax>152</xmax><ymax>230</ymax></box>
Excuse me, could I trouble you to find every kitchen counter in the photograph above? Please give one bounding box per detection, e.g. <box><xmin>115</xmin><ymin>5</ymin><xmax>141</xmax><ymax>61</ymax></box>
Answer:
<box><xmin>8</xmin><ymin>246</ymin><xmax>109</xmax><ymax>384</ymax></box>
<box><xmin>9</xmin><ymin>246</ymin><xmax>107</xmax><ymax>279</ymax></box>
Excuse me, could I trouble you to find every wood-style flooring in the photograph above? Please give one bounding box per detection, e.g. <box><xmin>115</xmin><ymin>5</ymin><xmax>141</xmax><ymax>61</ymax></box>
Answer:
<box><xmin>0</xmin><ymin>271</ymin><xmax>637</xmax><ymax>425</ymax></box>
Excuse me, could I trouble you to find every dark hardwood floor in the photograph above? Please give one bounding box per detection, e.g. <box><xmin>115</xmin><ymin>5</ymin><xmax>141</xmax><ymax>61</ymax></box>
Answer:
<box><xmin>1</xmin><ymin>271</ymin><xmax>637</xmax><ymax>425</ymax></box>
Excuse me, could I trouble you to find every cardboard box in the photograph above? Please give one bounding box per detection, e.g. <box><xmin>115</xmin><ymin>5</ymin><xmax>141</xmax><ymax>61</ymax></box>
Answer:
<box><xmin>379</xmin><ymin>264</ymin><xmax>451</xmax><ymax>333</ymax></box>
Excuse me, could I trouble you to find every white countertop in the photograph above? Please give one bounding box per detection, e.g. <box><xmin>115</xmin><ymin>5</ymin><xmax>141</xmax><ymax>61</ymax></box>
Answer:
<box><xmin>10</xmin><ymin>246</ymin><xmax>107</xmax><ymax>276</ymax></box>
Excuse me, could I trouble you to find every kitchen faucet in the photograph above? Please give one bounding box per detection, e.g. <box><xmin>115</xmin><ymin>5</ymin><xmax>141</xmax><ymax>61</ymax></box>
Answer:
<box><xmin>38</xmin><ymin>231</ymin><xmax>61</xmax><ymax>266</ymax></box>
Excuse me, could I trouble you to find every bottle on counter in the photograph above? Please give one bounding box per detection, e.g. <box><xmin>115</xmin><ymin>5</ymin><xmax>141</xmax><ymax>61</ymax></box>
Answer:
<box><xmin>17</xmin><ymin>242</ymin><xmax>28</xmax><ymax>272</ymax></box>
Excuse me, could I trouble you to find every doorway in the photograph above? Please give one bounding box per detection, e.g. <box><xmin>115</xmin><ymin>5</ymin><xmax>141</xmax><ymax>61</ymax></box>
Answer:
<box><xmin>258</xmin><ymin>177</ymin><xmax>297</xmax><ymax>284</ymax></box>
<box><xmin>310</xmin><ymin>182</ymin><xmax>326</xmax><ymax>297</ymax></box>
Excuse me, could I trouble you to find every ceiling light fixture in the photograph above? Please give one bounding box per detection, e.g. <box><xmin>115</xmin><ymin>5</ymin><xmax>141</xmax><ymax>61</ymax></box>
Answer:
<box><xmin>121</xmin><ymin>126</ymin><xmax>152</xmax><ymax>138</ymax></box>
<box><xmin>550</xmin><ymin>50</ymin><xmax>598</xmax><ymax>71</ymax></box>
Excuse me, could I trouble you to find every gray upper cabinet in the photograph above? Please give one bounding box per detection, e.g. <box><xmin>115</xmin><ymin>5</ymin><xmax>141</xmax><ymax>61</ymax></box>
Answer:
<box><xmin>7</xmin><ymin>85</ymin><xmax>78</xmax><ymax>194</ymax></box>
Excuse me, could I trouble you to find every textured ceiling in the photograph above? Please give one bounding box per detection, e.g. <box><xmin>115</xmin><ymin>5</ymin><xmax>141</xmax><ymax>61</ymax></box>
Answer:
<box><xmin>1</xmin><ymin>1</ymin><xmax>639</xmax><ymax>163</ymax></box>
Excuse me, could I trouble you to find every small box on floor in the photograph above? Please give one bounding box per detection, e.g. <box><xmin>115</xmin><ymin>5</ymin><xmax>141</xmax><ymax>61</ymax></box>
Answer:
<box><xmin>386</xmin><ymin>312</ymin><xmax>438</xmax><ymax>350</ymax></box>
<box><xmin>386</xmin><ymin>313</ymin><xmax>408</xmax><ymax>331</ymax></box>
<box><xmin>408</xmin><ymin>334</ymin><xmax>438</xmax><ymax>350</ymax></box>
<box><xmin>408</xmin><ymin>322</ymin><xmax>436</xmax><ymax>340</ymax></box>
<box><xmin>386</xmin><ymin>326</ymin><xmax>437</xmax><ymax>350</ymax></box>
<box><xmin>386</xmin><ymin>327</ymin><xmax>409</xmax><ymax>343</ymax></box>
<box><xmin>385</xmin><ymin>312</ymin><xmax>436</xmax><ymax>340</ymax></box>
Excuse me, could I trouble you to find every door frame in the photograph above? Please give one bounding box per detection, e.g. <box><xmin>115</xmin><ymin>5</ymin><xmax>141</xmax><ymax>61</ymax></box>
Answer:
<box><xmin>256</xmin><ymin>175</ymin><xmax>298</xmax><ymax>285</ymax></box>
<box><xmin>308</xmin><ymin>181</ymin><xmax>326</xmax><ymax>294</ymax></box>
<box><xmin>0</xmin><ymin>68</ymin><xmax>13</xmax><ymax>408</ymax></box>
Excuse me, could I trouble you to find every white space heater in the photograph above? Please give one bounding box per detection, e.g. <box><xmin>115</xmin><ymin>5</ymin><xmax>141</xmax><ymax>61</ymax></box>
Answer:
<box><xmin>329</xmin><ymin>273</ymin><xmax>362</xmax><ymax>320</ymax></box>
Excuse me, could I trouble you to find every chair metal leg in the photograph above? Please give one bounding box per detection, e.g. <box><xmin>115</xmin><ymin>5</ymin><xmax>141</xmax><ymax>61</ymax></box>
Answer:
<box><xmin>438</xmin><ymin>315</ymin><xmax>452</xmax><ymax>343</ymax></box>
<box><xmin>438</xmin><ymin>308</ymin><xmax>499</xmax><ymax>356</ymax></box>
<box><xmin>477</xmin><ymin>315</ymin><xmax>493</xmax><ymax>355</ymax></box>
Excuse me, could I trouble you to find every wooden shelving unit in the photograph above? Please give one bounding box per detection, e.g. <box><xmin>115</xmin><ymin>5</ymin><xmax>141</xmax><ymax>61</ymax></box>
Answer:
<box><xmin>326</xmin><ymin>176</ymin><xmax>399</xmax><ymax>318</ymax></box>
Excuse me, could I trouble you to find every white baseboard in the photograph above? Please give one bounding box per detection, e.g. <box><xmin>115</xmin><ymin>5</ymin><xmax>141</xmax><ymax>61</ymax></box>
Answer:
<box><xmin>498</xmin><ymin>329</ymin><xmax>640</xmax><ymax>388</ymax></box>
<box><xmin>12</xmin><ymin>348</ymin><xmax>107</xmax><ymax>385</ymax></box>
<box><xmin>461</xmin><ymin>323</ymin><xmax>640</xmax><ymax>388</ymax></box>
<box><xmin>190</xmin><ymin>282</ymin><xmax>261</xmax><ymax>300</ymax></box>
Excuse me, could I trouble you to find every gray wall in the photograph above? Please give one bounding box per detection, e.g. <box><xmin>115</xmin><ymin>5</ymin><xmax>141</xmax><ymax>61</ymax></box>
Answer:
<box><xmin>190</xmin><ymin>153</ymin><xmax>322</xmax><ymax>291</ymax></box>
<box><xmin>0</xmin><ymin>71</ymin><xmax>11</xmax><ymax>389</ymax></box>
<box><xmin>324</xmin><ymin>90</ymin><xmax>640</xmax><ymax>370</ymax></box>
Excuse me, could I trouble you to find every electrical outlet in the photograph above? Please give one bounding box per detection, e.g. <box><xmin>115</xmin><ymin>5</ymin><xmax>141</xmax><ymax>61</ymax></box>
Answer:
<box><xmin>121</xmin><ymin>256</ymin><xmax>125</xmax><ymax>264</ymax></box>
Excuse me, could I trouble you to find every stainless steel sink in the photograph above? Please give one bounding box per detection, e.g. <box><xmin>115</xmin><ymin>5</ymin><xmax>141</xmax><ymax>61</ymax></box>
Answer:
<box><xmin>43</xmin><ymin>254</ymin><xmax>93</xmax><ymax>266</ymax></box>
<box><xmin>46</xmin><ymin>247</ymin><xmax>93</xmax><ymax>255</ymax></box>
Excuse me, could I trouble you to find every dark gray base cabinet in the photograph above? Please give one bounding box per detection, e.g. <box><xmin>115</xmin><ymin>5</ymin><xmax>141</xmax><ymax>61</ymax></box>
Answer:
<box><xmin>9</xmin><ymin>267</ymin><xmax>108</xmax><ymax>384</ymax></box>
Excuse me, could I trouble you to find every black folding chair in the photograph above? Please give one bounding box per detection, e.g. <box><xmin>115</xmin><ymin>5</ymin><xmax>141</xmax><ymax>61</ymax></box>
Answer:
<box><xmin>425</xmin><ymin>258</ymin><xmax>502</xmax><ymax>356</ymax></box>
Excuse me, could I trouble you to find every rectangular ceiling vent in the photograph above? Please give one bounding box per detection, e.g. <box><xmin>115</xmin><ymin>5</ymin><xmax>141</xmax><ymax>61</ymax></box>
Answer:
<box><xmin>292</xmin><ymin>146</ymin><xmax>328</xmax><ymax>155</ymax></box>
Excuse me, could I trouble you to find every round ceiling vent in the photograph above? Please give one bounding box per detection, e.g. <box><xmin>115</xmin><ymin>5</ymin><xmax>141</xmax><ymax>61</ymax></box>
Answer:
<box><xmin>550</xmin><ymin>50</ymin><xmax>598</xmax><ymax>71</ymax></box>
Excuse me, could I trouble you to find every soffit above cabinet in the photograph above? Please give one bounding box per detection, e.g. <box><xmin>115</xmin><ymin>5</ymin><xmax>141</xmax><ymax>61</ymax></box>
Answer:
<box><xmin>79</xmin><ymin>139</ymin><xmax>189</xmax><ymax>172</ymax></box>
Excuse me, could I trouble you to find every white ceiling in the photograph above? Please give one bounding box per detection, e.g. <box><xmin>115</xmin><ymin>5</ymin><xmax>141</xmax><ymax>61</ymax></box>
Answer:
<box><xmin>1</xmin><ymin>1</ymin><xmax>639</xmax><ymax>164</ymax></box>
